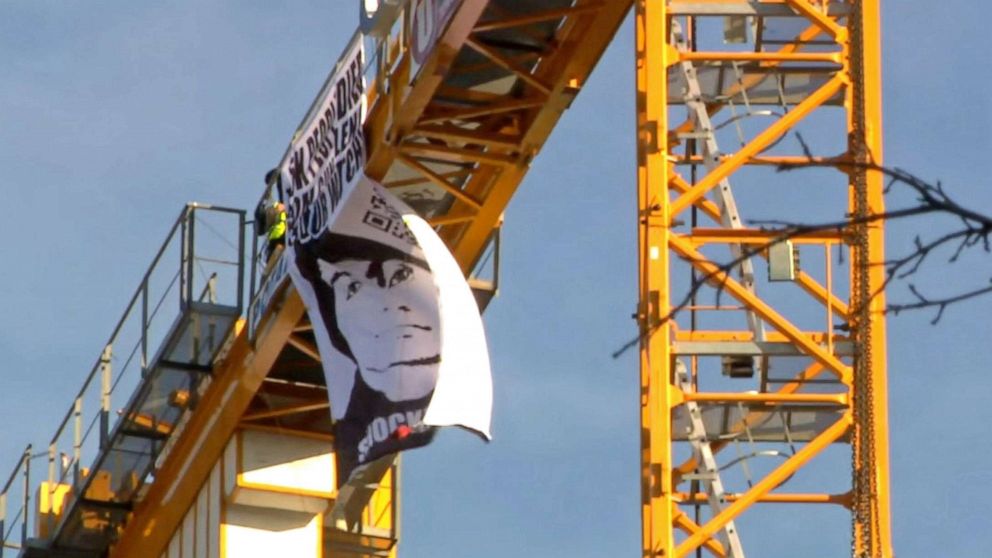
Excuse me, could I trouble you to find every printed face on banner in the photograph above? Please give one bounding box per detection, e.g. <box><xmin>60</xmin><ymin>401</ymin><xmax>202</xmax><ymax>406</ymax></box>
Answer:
<box><xmin>277</xmin><ymin>39</ymin><xmax>491</xmax><ymax>491</ymax></box>
<box><xmin>288</xmin><ymin>181</ymin><xmax>444</xmax><ymax>482</ymax></box>
<box><xmin>315</xmin><ymin>251</ymin><xmax>441</xmax><ymax>401</ymax></box>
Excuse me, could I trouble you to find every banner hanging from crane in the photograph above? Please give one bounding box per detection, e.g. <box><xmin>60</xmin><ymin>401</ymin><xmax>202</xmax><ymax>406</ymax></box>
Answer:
<box><xmin>277</xmin><ymin>39</ymin><xmax>492</xmax><ymax>488</ymax></box>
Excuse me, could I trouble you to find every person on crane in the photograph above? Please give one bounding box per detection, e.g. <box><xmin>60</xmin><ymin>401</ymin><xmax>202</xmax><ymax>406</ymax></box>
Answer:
<box><xmin>255</xmin><ymin>168</ymin><xmax>287</xmax><ymax>266</ymax></box>
<box><xmin>265</xmin><ymin>200</ymin><xmax>287</xmax><ymax>258</ymax></box>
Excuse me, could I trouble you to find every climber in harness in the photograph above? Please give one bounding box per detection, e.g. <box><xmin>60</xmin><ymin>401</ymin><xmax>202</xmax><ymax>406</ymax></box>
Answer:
<box><xmin>265</xmin><ymin>200</ymin><xmax>287</xmax><ymax>260</ymax></box>
<box><xmin>255</xmin><ymin>169</ymin><xmax>288</xmax><ymax>267</ymax></box>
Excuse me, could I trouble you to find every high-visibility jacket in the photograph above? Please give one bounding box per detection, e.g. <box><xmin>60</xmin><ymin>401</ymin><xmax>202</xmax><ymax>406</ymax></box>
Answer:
<box><xmin>267</xmin><ymin>204</ymin><xmax>287</xmax><ymax>241</ymax></box>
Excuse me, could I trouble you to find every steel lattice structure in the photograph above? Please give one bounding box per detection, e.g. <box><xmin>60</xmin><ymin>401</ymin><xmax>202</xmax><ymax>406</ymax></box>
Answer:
<box><xmin>1</xmin><ymin>2</ymin><xmax>892</xmax><ymax>557</ymax></box>
<box><xmin>635</xmin><ymin>1</ymin><xmax>890</xmax><ymax>556</ymax></box>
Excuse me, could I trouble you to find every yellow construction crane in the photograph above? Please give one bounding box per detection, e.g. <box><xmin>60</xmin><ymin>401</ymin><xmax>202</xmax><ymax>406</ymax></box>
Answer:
<box><xmin>0</xmin><ymin>1</ymin><xmax>890</xmax><ymax>557</ymax></box>
<box><xmin>635</xmin><ymin>2</ymin><xmax>889</xmax><ymax>557</ymax></box>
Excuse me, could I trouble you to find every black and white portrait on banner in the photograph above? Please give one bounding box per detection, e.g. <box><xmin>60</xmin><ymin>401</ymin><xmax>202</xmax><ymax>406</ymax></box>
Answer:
<box><xmin>277</xmin><ymin>39</ymin><xmax>492</xmax><ymax>488</ymax></box>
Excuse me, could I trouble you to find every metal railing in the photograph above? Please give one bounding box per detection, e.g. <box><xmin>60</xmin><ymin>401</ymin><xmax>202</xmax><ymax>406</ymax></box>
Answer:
<box><xmin>246</xmin><ymin>5</ymin><xmax>468</xmax><ymax>337</ymax></box>
<box><xmin>2</xmin><ymin>6</ymin><xmax>416</xmax><ymax>552</ymax></box>
<box><xmin>246</xmin><ymin>26</ymin><xmax>392</xmax><ymax>339</ymax></box>
<box><xmin>0</xmin><ymin>204</ymin><xmax>245</xmax><ymax>555</ymax></box>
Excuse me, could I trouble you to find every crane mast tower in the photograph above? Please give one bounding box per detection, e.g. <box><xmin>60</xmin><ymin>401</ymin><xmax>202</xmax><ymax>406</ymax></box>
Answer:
<box><xmin>636</xmin><ymin>1</ymin><xmax>890</xmax><ymax>556</ymax></box>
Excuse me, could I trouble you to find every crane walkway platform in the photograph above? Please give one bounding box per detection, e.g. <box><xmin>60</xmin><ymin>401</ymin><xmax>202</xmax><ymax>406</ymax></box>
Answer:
<box><xmin>2</xmin><ymin>205</ymin><xmax>245</xmax><ymax>558</ymax></box>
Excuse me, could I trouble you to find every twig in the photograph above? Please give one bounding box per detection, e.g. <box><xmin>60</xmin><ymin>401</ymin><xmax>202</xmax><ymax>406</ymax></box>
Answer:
<box><xmin>889</xmin><ymin>281</ymin><xmax>992</xmax><ymax>324</ymax></box>
<box><xmin>612</xmin><ymin>155</ymin><xmax>992</xmax><ymax>359</ymax></box>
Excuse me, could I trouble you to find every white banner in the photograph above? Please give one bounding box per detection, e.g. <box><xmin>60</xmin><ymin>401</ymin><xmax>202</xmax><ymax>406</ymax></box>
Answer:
<box><xmin>282</xmin><ymin>42</ymin><xmax>366</xmax><ymax>248</ymax></box>
<box><xmin>278</xmin><ymin>40</ymin><xmax>491</xmax><ymax>486</ymax></box>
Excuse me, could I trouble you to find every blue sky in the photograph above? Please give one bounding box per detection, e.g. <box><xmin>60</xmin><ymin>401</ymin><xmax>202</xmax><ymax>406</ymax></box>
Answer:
<box><xmin>2</xmin><ymin>2</ymin><xmax>990</xmax><ymax>557</ymax></box>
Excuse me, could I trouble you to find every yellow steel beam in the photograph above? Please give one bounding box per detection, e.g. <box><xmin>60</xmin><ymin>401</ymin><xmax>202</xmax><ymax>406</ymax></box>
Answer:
<box><xmin>447</xmin><ymin>0</ymin><xmax>634</xmax><ymax>271</ymax></box>
<box><xmin>287</xmin><ymin>333</ymin><xmax>321</xmax><ymax>362</ymax></box>
<box><xmin>398</xmin><ymin>142</ymin><xmax>517</xmax><ymax>166</ymax></box>
<box><xmin>674</xmin><ymin>330</ymin><xmax>850</xmax><ymax>346</ymax></box>
<box><xmin>680</xmin><ymin>391</ymin><xmax>847</xmax><ymax>406</ymax></box>
<box><xmin>670</xmin><ymin>173</ymin><xmax>851</xmax><ymax>319</ymax></box>
<box><xmin>847</xmin><ymin>1</ymin><xmax>892</xmax><ymax>555</ymax></box>
<box><xmin>419</xmin><ymin>98</ymin><xmax>546</xmax><ymax>125</ymax></box>
<box><xmin>450</xmin><ymin>51</ymin><xmax>544</xmax><ymax>78</ymax></box>
<box><xmin>428</xmin><ymin>212</ymin><xmax>477</xmax><ymax>227</ymax></box>
<box><xmin>383</xmin><ymin>168</ymin><xmax>473</xmax><ymax>189</ymax></box>
<box><xmin>365</xmin><ymin>0</ymin><xmax>491</xmax><ymax>180</ymax></box>
<box><xmin>110</xmin><ymin>291</ymin><xmax>306</xmax><ymax>557</ymax></box>
<box><xmin>636</xmin><ymin>1</ymin><xmax>673</xmax><ymax>556</ymax></box>
<box><xmin>675</xmin><ymin>492</ymin><xmax>850</xmax><ymax>506</ymax></box>
<box><xmin>783</xmin><ymin>0</ymin><xmax>847</xmax><ymax>40</ymax></box>
<box><xmin>673</xmin><ymin>510</ymin><xmax>727</xmax><ymax>558</ymax></box>
<box><xmin>242</xmin><ymin>401</ymin><xmax>330</xmax><ymax>422</ymax></box>
<box><xmin>675</xmin><ymin>414</ymin><xmax>852</xmax><ymax>558</ymax></box>
<box><xmin>671</xmin><ymin>362</ymin><xmax>829</xmax><ymax>486</ymax></box>
<box><xmin>667</xmin><ymin>23</ymin><xmax>826</xmax><ymax>149</ymax></box>
<box><xmin>412</xmin><ymin>124</ymin><xmax>523</xmax><ymax>150</ymax></box>
<box><xmin>669</xmin><ymin>234</ymin><xmax>852</xmax><ymax>381</ymax></box>
<box><xmin>686</xmin><ymin>227</ymin><xmax>850</xmax><ymax>245</ymax></box>
<box><xmin>679</xmin><ymin>154</ymin><xmax>848</xmax><ymax>166</ymax></box>
<box><xmin>659</xmin><ymin>7</ymin><xmax>889</xmax><ymax>547</ymax></box>
<box><xmin>669</xmin><ymin>75</ymin><xmax>844</xmax><ymax>219</ymax></box>
<box><xmin>669</xmin><ymin>173</ymin><xmax>722</xmax><ymax>218</ymax></box>
<box><xmin>239</xmin><ymin>422</ymin><xmax>334</xmax><ymax>443</ymax></box>
<box><xmin>679</xmin><ymin>51</ymin><xmax>841</xmax><ymax>64</ymax></box>
<box><xmin>395</xmin><ymin>153</ymin><xmax>485</xmax><ymax>210</ymax></box>
<box><xmin>464</xmin><ymin>37</ymin><xmax>553</xmax><ymax>95</ymax></box>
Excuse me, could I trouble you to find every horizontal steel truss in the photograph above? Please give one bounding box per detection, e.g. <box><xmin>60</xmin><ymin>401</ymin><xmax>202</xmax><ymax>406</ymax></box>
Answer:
<box><xmin>636</xmin><ymin>1</ymin><xmax>890</xmax><ymax>557</ymax></box>
<box><xmin>365</xmin><ymin>0</ymin><xmax>634</xmax><ymax>271</ymax></box>
<box><xmin>109</xmin><ymin>3</ymin><xmax>643</xmax><ymax>555</ymax></box>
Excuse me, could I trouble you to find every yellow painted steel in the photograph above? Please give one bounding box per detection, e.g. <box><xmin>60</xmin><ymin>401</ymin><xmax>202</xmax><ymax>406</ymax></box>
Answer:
<box><xmin>638</xmin><ymin>1</ymin><xmax>893</xmax><ymax>556</ymax></box>
<box><xmin>365</xmin><ymin>0</ymin><xmax>633</xmax><ymax>272</ymax></box>
<box><xmin>675</xmin><ymin>416</ymin><xmax>852</xmax><ymax>558</ymax></box>
<box><xmin>105</xmin><ymin>2</ymin><xmax>893</xmax><ymax>556</ymax></box>
<box><xmin>635</xmin><ymin>1</ymin><xmax>674</xmax><ymax>555</ymax></box>
<box><xmin>110</xmin><ymin>295</ymin><xmax>306</xmax><ymax>557</ymax></box>
<box><xmin>848</xmin><ymin>2</ymin><xmax>892</xmax><ymax>556</ymax></box>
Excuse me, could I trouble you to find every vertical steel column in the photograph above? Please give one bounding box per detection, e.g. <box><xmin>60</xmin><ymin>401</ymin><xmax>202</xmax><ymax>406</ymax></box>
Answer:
<box><xmin>46</xmin><ymin>444</ymin><xmax>56</xmax><ymax>537</ymax></box>
<box><xmin>236</xmin><ymin>211</ymin><xmax>246</xmax><ymax>311</ymax></box>
<box><xmin>848</xmin><ymin>1</ymin><xmax>891</xmax><ymax>556</ymax></box>
<box><xmin>73</xmin><ymin>397</ymin><xmax>82</xmax><ymax>486</ymax></box>
<box><xmin>20</xmin><ymin>446</ymin><xmax>30</xmax><ymax>546</ymax></box>
<box><xmin>185</xmin><ymin>206</ymin><xmax>197</xmax><ymax>307</ymax></box>
<box><xmin>100</xmin><ymin>345</ymin><xmax>112</xmax><ymax>450</ymax></box>
<box><xmin>180</xmin><ymin>210</ymin><xmax>189</xmax><ymax>308</ymax></box>
<box><xmin>392</xmin><ymin>458</ymin><xmax>401</xmax><ymax>553</ymax></box>
<box><xmin>141</xmin><ymin>283</ymin><xmax>149</xmax><ymax>376</ymax></box>
<box><xmin>0</xmin><ymin>490</ymin><xmax>5</xmax><ymax>558</ymax></box>
<box><xmin>636</xmin><ymin>1</ymin><xmax>673</xmax><ymax>556</ymax></box>
<box><xmin>649</xmin><ymin>3</ymin><xmax>888</xmax><ymax>556</ymax></box>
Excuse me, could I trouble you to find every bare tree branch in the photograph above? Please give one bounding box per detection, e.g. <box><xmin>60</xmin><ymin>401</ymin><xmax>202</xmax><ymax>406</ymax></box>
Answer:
<box><xmin>891</xmin><ymin>281</ymin><xmax>992</xmax><ymax>324</ymax></box>
<box><xmin>612</xmin><ymin>158</ymin><xmax>991</xmax><ymax>359</ymax></box>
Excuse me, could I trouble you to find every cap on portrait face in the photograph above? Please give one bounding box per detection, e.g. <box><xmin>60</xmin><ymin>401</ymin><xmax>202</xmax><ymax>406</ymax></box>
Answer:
<box><xmin>322</xmin><ymin>177</ymin><xmax>426</xmax><ymax>260</ymax></box>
